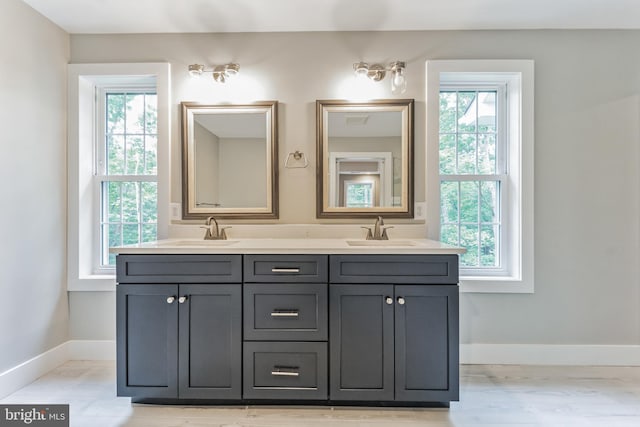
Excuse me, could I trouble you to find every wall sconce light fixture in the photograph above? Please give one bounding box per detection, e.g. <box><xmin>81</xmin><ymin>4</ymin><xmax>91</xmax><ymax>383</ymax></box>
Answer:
<box><xmin>353</xmin><ymin>61</ymin><xmax>407</xmax><ymax>94</ymax></box>
<box><xmin>188</xmin><ymin>63</ymin><xmax>240</xmax><ymax>83</ymax></box>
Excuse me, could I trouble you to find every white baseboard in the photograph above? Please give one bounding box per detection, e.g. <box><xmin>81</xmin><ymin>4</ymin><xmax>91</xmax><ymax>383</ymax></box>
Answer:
<box><xmin>461</xmin><ymin>344</ymin><xmax>640</xmax><ymax>366</ymax></box>
<box><xmin>0</xmin><ymin>342</ymin><xmax>70</xmax><ymax>399</ymax></box>
<box><xmin>0</xmin><ymin>340</ymin><xmax>115</xmax><ymax>399</ymax></box>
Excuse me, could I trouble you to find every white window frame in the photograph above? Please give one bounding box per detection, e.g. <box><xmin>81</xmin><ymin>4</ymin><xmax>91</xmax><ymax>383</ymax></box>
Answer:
<box><xmin>68</xmin><ymin>63</ymin><xmax>171</xmax><ymax>291</ymax></box>
<box><xmin>426</xmin><ymin>60</ymin><xmax>534</xmax><ymax>293</ymax></box>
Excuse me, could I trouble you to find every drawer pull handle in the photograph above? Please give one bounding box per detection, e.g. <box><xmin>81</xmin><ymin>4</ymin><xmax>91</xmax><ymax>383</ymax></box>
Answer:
<box><xmin>271</xmin><ymin>268</ymin><xmax>301</xmax><ymax>273</ymax></box>
<box><xmin>178</xmin><ymin>296</ymin><xmax>188</xmax><ymax>304</ymax></box>
<box><xmin>270</xmin><ymin>310</ymin><xmax>300</xmax><ymax>318</ymax></box>
<box><xmin>271</xmin><ymin>367</ymin><xmax>300</xmax><ymax>377</ymax></box>
<box><xmin>166</xmin><ymin>296</ymin><xmax>176</xmax><ymax>304</ymax></box>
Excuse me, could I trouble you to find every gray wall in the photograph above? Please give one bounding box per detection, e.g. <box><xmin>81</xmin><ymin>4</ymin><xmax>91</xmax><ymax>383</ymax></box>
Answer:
<box><xmin>0</xmin><ymin>0</ymin><xmax>69</xmax><ymax>372</ymax></box>
<box><xmin>69</xmin><ymin>30</ymin><xmax>640</xmax><ymax>347</ymax></box>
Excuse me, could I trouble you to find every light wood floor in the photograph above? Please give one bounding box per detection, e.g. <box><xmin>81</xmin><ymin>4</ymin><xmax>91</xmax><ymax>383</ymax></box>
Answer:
<box><xmin>2</xmin><ymin>361</ymin><xmax>639</xmax><ymax>426</ymax></box>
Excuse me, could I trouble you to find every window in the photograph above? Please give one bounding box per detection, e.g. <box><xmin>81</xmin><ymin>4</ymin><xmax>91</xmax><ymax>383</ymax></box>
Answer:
<box><xmin>439</xmin><ymin>87</ymin><xmax>506</xmax><ymax>273</ymax></box>
<box><xmin>68</xmin><ymin>63</ymin><xmax>170</xmax><ymax>291</ymax></box>
<box><xmin>426</xmin><ymin>60</ymin><xmax>534</xmax><ymax>293</ymax></box>
<box><xmin>97</xmin><ymin>90</ymin><xmax>158</xmax><ymax>267</ymax></box>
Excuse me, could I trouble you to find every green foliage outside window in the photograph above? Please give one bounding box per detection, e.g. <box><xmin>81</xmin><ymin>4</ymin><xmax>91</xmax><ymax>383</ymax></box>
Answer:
<box><xmin>439</xmin><ymin>90</ymin><xmax>500</xmax><ymax>268</ymax></box>
<box><xmin>102</xmin><ymin>92</ymin><xmax>158</xmax><ymax>266</ymax></box>
<box><xmin>345</xmin><ymin>182</ymin><xmax>373</xmax><ymax>208</ymax></box>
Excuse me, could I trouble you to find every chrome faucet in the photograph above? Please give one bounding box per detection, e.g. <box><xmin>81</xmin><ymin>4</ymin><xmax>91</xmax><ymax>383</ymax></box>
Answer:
<box><xmin>361</xmin><ymin>216</ymin><xmax>393</xmax><ymax>240</ymax></box>
<box><xmin>201</xmin><ymin>216</ymin><xmax>230</xmax><ymax>240</ymax></box>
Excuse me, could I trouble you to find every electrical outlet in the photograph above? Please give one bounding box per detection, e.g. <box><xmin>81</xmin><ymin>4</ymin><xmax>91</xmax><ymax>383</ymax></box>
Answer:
<box><xmin>414</xmin><ymin>202</ymin><xmax>426</xmax><ymax>220</ymax></box>
<box><xmin>170</xmin><ymin>203</ymin><xmax>181</xmax><ymax>221</ymax></box>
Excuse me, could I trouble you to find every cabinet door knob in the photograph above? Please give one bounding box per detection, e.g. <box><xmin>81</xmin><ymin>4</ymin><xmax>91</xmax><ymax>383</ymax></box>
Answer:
<box><xmin>178</xmin><ymin>296</ymin><xmax>188</xmax><ymax>304</ymax></box>
<box><xmin>166</xmin><ymin>296</ymin><xmax>176</xmax><ymax>304</ymax></box>
<box><xmin>385</xmin><ymin>296</ymin><xmax>393</xmax><ymax>305</ymax></box>
<box><xmin>397</xmin><ymin>297</ymin><xmax>405</xmax><ymax>305</ymax></box>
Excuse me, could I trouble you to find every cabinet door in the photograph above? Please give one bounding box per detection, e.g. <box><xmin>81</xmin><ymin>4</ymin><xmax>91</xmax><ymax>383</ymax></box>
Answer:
<box><xmin>178</xmin><ymin>284</ymin><xmax>242</xmax><ymax>399</ymax></box>
<box><xmin>394</xmin><ymin>285</ymin><xmax>459</xmax><ymax>402</ymax></box>
<box><xmin>329</xmin><ymin>285</ymin><xmax>394</xmax><ymax>401</ymax></box>
<box><xmin>116</xmin><ymin>284</ymin><xmax>178</xmax><ymax>398</ymax></box>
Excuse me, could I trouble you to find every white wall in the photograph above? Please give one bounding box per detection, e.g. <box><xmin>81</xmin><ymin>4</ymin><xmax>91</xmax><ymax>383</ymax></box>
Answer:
<box><xmin>218</xmin><ymin>138</ymin><xmax>267</xmax><ymax>208</ymax></box>
<box><xmin>0</xmin><ymin>0</ymin><xmax>69</xmax><ymax>372</ymax></box>
<box><xmin>194</xmin><ymin>122</ymin><xmax>219</xmax><ymax>206</ymax></box>
<box><xmin>68</xmin><ymin>30</ymin><xmax>640</xmax><ymax>349</ymax></box>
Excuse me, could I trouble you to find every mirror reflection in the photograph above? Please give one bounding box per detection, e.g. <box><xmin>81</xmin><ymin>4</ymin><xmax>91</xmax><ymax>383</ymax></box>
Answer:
<box><xmin>316</xmin><ymin>99</ymin><xmax>414</xmax><ymax>218</ymax></box>
<box><xmin>181</xmin><ymin>102</ymin><xmax>278</xmax><ymax>219</ymax></box>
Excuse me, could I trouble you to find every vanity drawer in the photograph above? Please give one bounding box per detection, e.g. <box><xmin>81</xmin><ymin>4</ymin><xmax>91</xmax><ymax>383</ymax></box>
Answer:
<box><xmin>116</xmin><ymin>255</ymin><xmax>242</xmax><ymax>283</ymax></box>
<box><xmin>243</xmin><ymin>342</ymin><xmax>327</xmax><ymax>400</ymax></box>
<box><xmin>244</xmin><ymin>255</ymin><xmax>328</xmax><ymax>283</ymax></box>
<box><xmin>244</xmin><ymin>283</ymin><xmax>328</xmax><ymax>341</ymax></box>
<box><xmin>330</xmin><ymin>254</ymin><xmax>459</xmax><ymax>284</ymax></box>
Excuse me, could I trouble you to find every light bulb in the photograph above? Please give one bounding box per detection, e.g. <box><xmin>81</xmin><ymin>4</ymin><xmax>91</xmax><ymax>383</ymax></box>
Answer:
<box><xmin>353</xmin><ymin>62</ymin><xmax>369</xmax><ymax>79</ymax></box>
<box><xmin>224</xmin><ymin>63</ymin><xmax>240</xmax><ymax>79</ymax></box>
<box><xmin>390</xmin><ymin>61</ymin><xmax>407</xmax><ymax>95</ymax></box>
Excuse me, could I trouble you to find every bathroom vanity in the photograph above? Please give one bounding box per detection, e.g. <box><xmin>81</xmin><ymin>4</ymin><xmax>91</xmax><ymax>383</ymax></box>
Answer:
<box><xmin>113</xmin><ymin>239</ymin><xmax>462</xmax><ymax>407</ymax></box>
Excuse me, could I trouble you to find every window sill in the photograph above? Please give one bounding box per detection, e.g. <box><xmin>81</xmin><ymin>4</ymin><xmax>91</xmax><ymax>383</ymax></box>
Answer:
<box><xmin>460</xmin><ymin>275</ymin><xmax>533</xmax><ymax>294</ymax></box>
<box><xmin>68</xmin><ymin>275</ymin><xmax>116</xmax><ymax>292</ymax></box>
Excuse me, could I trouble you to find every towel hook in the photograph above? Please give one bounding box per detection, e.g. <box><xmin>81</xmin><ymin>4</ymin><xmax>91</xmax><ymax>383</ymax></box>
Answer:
<box><xmin>284</xmin><ymin>150</ymin><xmax>309</xmax><ymax>168</ymax></box>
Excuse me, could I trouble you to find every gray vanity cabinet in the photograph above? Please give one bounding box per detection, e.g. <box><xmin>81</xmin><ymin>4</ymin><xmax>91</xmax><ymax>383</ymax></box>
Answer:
<box><xmin>116</xmin><ymin>252</ymin><xmax>459</xmax><ymax>406</ymax></box>
<box><xmin>329</xmin><ymin>255</ymin><xmax>459</xmax><ymax>404</ymax></box>
<box><xmin>116</xmin><ymin>255</ymin><xmax>242</xmax><ymax>401</ymax></box>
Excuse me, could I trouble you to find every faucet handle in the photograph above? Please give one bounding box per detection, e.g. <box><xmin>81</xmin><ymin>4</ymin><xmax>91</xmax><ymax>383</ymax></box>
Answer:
<box><xmin>380</xmin><ymin>225</ymin><xmax>394</xmax><ymax>240</ymax></box>
<box><xmin>361</xmin><ymin>226</ymin><xmax>374</xmax><ymax>240</ymax></box>
<box><xmin>200</xmin><ymin>225</ymin><xmax>213</xmax><ymax>239</ymax></box>
<box><xmin>219</xmin><ymin>226</ymin><xmax>231</xmax><ymax>240</ymax></box>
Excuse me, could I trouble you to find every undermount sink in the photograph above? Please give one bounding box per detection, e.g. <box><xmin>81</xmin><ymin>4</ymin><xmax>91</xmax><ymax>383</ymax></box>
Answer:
<box><xmin>158</xmin><ymin>240</ymin><xmax>239</xmax><ymax>247</ymax></box>
<box><xmin>346</xmin><ymin>240</ymin><xmax>418</xmax><ymax>247</ymax></box>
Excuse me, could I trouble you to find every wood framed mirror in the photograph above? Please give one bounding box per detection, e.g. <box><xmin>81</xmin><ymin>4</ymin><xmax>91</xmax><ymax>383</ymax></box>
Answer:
<box><xmin>316</xmin><ymin>99</ymin><xmax>414</xmax><ymax>218</ymax></box>
<box><xmin>181</xmin><ymin>101</ymin><xmax>278</xmax><ymax>219</ymax></box>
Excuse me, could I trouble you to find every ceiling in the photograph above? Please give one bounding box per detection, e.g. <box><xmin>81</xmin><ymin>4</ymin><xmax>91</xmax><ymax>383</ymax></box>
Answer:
<box><xmin>21</xmin><ymin>0</ymin><xmax>640</xmax><ymax>34</ymax></box>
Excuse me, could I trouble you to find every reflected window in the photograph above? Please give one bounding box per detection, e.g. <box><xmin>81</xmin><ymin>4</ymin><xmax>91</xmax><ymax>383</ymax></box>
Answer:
<box><xmin>345</xmin><ymin>181</ymin><xmax>374</xmax><ymax>208</ymax></box>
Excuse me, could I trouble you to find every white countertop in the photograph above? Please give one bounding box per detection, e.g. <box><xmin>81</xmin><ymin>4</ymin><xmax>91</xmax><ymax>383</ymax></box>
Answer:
<box><xmin>110</xmin><ymin>238</ymin><xmax>465</xmax><ymax>255</ymax></box>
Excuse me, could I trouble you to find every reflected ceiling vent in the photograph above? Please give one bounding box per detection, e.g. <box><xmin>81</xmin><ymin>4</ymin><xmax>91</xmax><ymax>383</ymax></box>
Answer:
<box><xmin>345</xmin><ymin>114</ymin><xmax>369</xmax><ymax>126</ymax></box>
